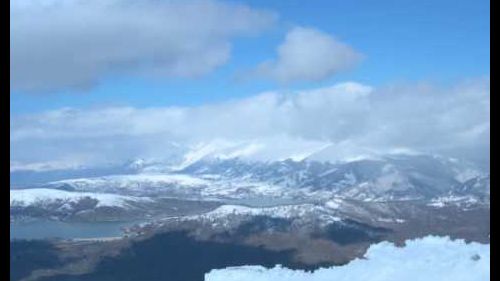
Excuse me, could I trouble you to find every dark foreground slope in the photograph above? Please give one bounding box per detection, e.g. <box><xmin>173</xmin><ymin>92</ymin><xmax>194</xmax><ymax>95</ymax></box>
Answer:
<box><xmin>15</xmin><ymin>232</ymin><xmax>312</xmax><ymax>281</ymax></box>
<box><xmin>10</xmin><ymin>241</ymin><xmax>63</xmax><ymax>281</ymax></box>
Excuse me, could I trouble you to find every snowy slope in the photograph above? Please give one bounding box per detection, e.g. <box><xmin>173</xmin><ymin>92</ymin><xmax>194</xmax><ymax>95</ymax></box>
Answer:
<box><xmin>53</xmin><ymin>173</ymin><xmax>209</xmax><ymax>188</ymax></box>
<box><xmin>12</xmin><ymin>153</ymin><xmax>489</xmax><ymax>220</ymax></box>
<box><xmin>206</xmin><ymin>236</ymin><xmax>490</xmax><ymax>281</ymax></box>
<box><xmin>36</xmin><ymin>154</ymin><xmax>490</xmax><ymax>204</ymax></box>
<box><xmin>179</xmin><ymin>154</ymin><xmax>489</xmax><ymax>202</ymax></box>
<box><xmin>171</xmin><ymin>138</ymin><xmax>334</xmax><ymax>171</ymax></box>
<box><xmin>194</xmin><ymin>204</ymin><xmax>341</xmax><ymax>224</ymax></box>
<box><xmin>10</xmin><ymin>188</ymin><xmax>148</xmax><ymax>208</ymax></box>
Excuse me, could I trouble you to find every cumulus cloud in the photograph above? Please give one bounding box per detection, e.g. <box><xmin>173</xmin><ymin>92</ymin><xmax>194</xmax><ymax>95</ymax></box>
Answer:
<box><xmin>10</xmin><ymin>78</ymin><xmax>490</xmax><ymax>169</ymax></box>
<box><xmin>10</xmin><ymin>0</ymin><xmax>276</xmax><ymax>92</ymax></box>
<box><xmin>205</xmin><ymin>236</ymin><xmax>490</xmax><ymax>281</ymax></box>
<box><xmin>252</xmin><ymin>27</ymin><xmax>363</xmax><ymax>83</ymax></box>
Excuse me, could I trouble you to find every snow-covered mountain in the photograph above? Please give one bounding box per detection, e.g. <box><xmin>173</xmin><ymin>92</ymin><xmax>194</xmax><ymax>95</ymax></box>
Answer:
<box><xmin>177</xmin><ymin>153</ymin><xmax>489</xmax><ymax>202</ymax></box>
<box><xmin>10</xmin><ymin>187</ymin><xmax>220</xmax><ymax>222</ymax></box>
<box><xmin>10</xmin><ymin>188</ymin><xmax>149</xmax><ymax>208</ymax></box>
<box><xmin>10</xmin><ymin>151</ymin><xmax>489</xmax><ymax>223</ymax></box>
<box><xmin>10</xmin><ymin>188</ymin><xmax>151</xmax><ymax>222</ymax></box>
<box><xmin>17</xmin><ymin>154</ymin><xmax>490</xmax><ymax>202</ymax></box>
<box><xmin>10</xmin><ymin>152</ymin><xmax>490</xmax><ymax>268</ymax></box>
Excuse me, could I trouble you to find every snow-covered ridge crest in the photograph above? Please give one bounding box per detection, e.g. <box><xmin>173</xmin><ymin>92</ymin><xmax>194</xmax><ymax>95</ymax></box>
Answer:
<box><xmin>10</xmin><ymin>188</ymin><xmax>149</xmax><ymax>208</ymax></box>
<box><xmin>16</xmin><ymin>153</ymin><xmax>489</xmax><ymax>205</ymax></box>
<box><xmin>51</xmin><ymin>173</ymin><xmax>209</xmax><ymax>188</ymax></box>
<box><xmin>172</xmin><ymin>137</ymin><xmax>335</xmax><ymax>171</ymax></box>
<box><xmin>205</xmin><ymin>236</ymin><xmax>490</xmax><ymax>281</ymax></box>
<box><xmin>189</xmin><ymin>203</ymin><xmax>341</xmax><ymax>223</ymax></box>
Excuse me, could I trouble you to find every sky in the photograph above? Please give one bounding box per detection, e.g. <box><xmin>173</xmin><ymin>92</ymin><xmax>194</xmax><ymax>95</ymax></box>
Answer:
<box><xmin>10</xmin><ymin>0</ymin><xmax>490</xmax><ymax>170</ymax></box>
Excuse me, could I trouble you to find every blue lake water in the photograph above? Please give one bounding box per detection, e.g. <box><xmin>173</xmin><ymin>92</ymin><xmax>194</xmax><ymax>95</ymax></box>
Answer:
<box><xmin>10</xmin><ymin>220</ymin><xmax>137</xmax><ymax>240</ymax></box>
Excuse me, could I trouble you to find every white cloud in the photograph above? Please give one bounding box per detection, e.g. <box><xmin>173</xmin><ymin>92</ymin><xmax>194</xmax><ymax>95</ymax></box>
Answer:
<box><xmin>205</xmin><ymin>236</ymin><xmax>490</xmax><ymax>281</ymax></box>
<box><xmin>253</xmin><ymin>27</ymin><xmax>363</xmax><ymax>83</ymax></box>
<box><xmin>10</xmin><ymin>79</ymin><xmax>490</xmax><ymax>169</ymax></box>
<box><xmin>10</xmin><ymin>0</ymin><xmax>276</xmax><ymax>92</ymax></box>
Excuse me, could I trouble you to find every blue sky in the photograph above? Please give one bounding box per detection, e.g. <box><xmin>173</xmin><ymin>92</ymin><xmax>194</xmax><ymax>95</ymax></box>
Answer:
<box><xmin>11</xmin><ymin>0</ymin><xmax>490</xmax><ymax>114</ymax></box>
<box><xmin>10</xmin><ymin>0</ymin><xmax>490</xmax><ymax>169</ymax></box>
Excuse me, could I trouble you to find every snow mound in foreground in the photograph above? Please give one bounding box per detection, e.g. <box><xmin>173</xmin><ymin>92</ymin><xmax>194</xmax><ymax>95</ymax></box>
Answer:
<box><xmin>205</xmin><ymin>236</ymin><xmax>489</xmax><ymax>281</ymax></box>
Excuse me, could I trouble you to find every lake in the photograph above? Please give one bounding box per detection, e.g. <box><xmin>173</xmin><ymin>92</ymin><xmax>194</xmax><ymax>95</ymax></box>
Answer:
<box><xmin>10</xmin><ymin>220</ymin><xmax>138</xmax><ymax>240</ymax></box>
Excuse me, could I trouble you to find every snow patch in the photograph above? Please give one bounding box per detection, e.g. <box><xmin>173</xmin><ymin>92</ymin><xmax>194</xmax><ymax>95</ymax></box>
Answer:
<box><xmin>428</xmin><ymin>195</ymin><xmax>479</xmax><ymax>208</ymax></box>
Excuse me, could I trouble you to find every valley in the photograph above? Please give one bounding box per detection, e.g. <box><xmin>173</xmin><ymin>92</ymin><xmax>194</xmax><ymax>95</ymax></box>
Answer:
<box><xmin>10</xmin><ymin>154</ymin><xmax>490</xmax><ymax>281</ymax></box>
